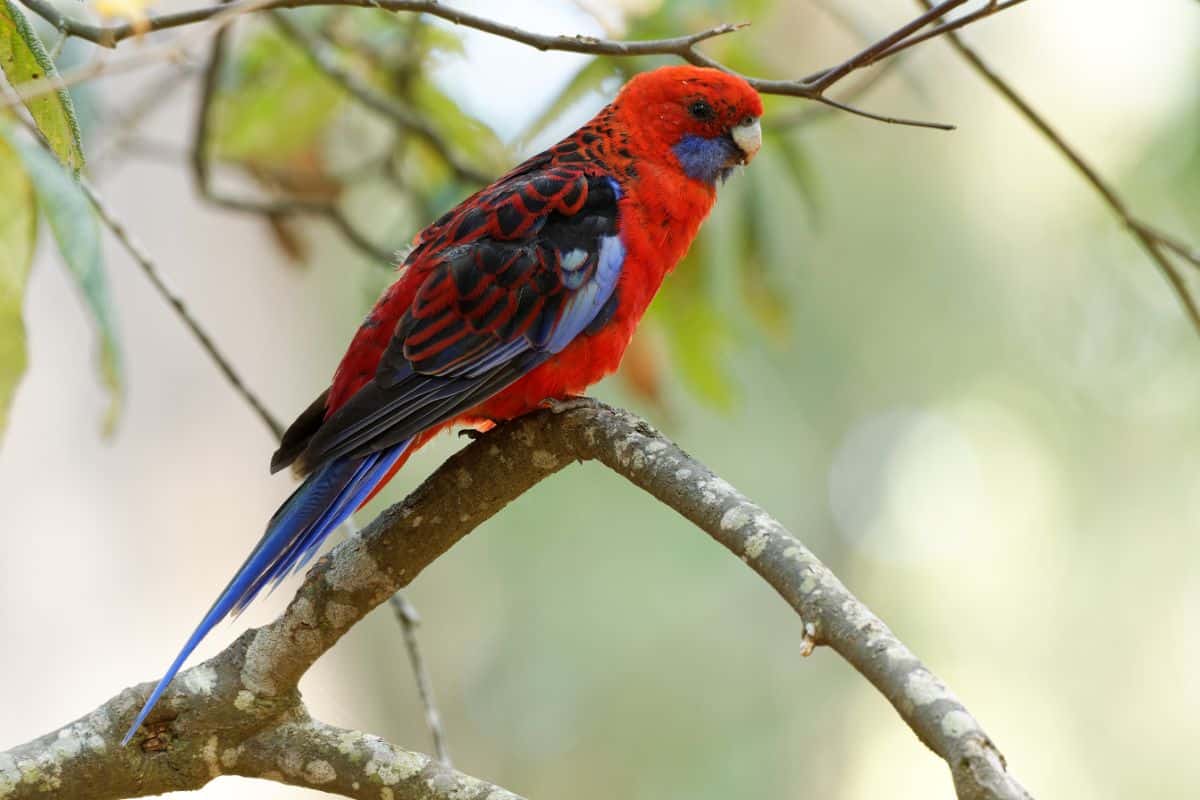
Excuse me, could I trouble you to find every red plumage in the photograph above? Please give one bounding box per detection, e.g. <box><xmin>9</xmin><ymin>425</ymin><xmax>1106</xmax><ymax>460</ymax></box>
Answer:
<box><xmin>300</xmin><ymin>65</ymin><xmax>764</xmax><ymax>494</ymax></box>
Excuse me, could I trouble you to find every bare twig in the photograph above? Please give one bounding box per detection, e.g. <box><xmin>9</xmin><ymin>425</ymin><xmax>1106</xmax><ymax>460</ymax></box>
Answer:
<box><xmin>1131</xmin><ymin>222</ymin><xmax>1200</xmax><ymax>271</ymax></box>
<box><xmin>0</xmin><ymin>401</ymin><xmax>1028</xmax><ymax>800</ymax></box>
<box><xmin>914</xmin><ymin>0</ymin><xmax>1200</xmax><ymax>334</ymax></box>
<box><xmin>801</xmin><ymin>0</ymin><xmax>972</xmax><ymax>90</ymax></box>
<box><xmin>76</xmin><ymin>175</ymin><xmax>287</xmax><ymax>439</ymax></box>
<box><xmin>770</xmin><ymin>59</ymin><xmax>905</xmax><ymax>130</ymax></box>
<box><xmin>869</xmin><ymin>0</ymin><xmax>1031</xmax><ymax>67</ymax></box>
<box><xmin>343</xmin><ymin>513</ymin><xmax>453</xmax><ymax>768</ymax></box>
<box><xmin>388</xmin><ymin>593</ymin><xmax>452</xmax><ymax>767</ymax></box>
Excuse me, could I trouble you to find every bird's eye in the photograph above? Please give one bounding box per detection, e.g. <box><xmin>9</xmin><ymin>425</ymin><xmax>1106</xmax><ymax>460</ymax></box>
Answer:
<box><xmin>740</xmin><ymin>115</ymin><xmax>756</xmax><ymax>127</ymax></box>
<box><xmin>688</xmin><ymin>100</ymin><xmax>715</xmax><ymax>121</ymax></box>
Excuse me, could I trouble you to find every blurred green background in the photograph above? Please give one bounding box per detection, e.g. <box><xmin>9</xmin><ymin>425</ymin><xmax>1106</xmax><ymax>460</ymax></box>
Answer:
<box><xmin>2</xmin><ymin>1</ymin><xmax>1200</xmax><ymax>798</ymax></box>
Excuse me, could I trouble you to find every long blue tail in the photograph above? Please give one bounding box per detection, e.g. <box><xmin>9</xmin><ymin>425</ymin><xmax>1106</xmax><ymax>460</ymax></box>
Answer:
<box><xmin>121</xmin><ymin>441</ymin><xmax>410</xmax><ymax>745</ymax></box>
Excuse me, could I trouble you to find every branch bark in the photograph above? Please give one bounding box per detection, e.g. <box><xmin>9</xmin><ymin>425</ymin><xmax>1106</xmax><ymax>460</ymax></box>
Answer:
<box><xmin>0</xmin><ymin>401</ymin><xmax>1029</xmax><ymax>800</ymax></box>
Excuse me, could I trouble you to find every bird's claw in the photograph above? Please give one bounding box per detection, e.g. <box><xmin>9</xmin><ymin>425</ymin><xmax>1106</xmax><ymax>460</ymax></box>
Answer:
<box><xmin>541</xmin><ymin>395</ymin><xmax>597</xmax><ymax>414</ymax></box>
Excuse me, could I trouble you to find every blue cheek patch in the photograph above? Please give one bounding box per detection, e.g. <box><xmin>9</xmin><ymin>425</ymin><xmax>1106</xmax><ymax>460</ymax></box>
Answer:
<box><xmin>672</xmin><ymin>134</ymin><xmax>736</xmax><ymax>184</ymax></box>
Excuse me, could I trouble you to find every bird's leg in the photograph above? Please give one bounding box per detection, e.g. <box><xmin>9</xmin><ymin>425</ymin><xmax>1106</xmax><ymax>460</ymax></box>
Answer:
<box><xmin>540</xmin><ymin>395</ymin><xmax>598</xmax><ymax>414</ymax></box>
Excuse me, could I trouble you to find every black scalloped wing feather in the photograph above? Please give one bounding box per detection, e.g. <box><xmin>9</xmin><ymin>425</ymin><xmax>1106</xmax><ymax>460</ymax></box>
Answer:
<box><xmin>296</xmin><ymin>165</ymin><xmax>624</xmax><ymax>469</ymax></box>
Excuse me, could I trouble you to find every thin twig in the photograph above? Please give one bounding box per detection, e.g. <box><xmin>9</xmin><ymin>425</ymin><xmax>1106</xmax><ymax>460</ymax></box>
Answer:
<box><xmin>1131</xmin><ymin>222</ymin><xmax>1200</xmax><ymax>272</ymax></box>
<box><xmin>801</xmin><ymin>0</ymin><xmax>970</xmax><ymax>89</ymax></box>
<box><xmin>77</xmin><ymin>175</ymin><xmax>287</xmax><ymax>439</ymax></box>
<box><xmin>343</xmin><ymin>514</ymin><xmax>453</xmax><ymax>767</ymax></box>
<box><xmin>870</xmin><ymin>0</ymin><xmax>1031</xmax><ymax>66</ymax></box>
<box><xmin>769</xmin><ymin>58</ymin><xmax>905</xmax><ymax>130</ymax></box>
<box><xmin>388</xmin><ymin>593</ymin><xmax>452</xmax><ymax>767</ymax></box>
<box><xmin>914</xmin><ymin>0</ymin><xmax>1200</xmax><ymax>333</ymax></box>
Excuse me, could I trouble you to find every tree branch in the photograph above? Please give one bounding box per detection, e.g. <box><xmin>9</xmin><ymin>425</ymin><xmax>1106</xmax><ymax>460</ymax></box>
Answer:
<box><xmin>0</xmin><ymin>401</ymin><xmax>1028</xmax><ymax>800</ymax></box>
<box><xmin>10</xmin><ymin>0</ymin><xmax>1032</xmax><ymax>129</ymax></box>
<box><xmin>233</xmin><ymin>718</ymin><xmax>501</xmax><ymax>799</ymax></box>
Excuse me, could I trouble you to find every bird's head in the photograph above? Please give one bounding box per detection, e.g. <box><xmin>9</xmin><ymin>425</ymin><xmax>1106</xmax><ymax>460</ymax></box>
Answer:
<box><xmin>614</xmin><ymin>65</ymin><xmax>764</xmax><ymax>186</ymax></box>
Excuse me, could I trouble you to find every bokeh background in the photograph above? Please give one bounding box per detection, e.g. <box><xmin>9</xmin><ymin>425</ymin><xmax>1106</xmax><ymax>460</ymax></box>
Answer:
<box><xmin>3</xmin><ymin>0</ymin><xmax>1200</xmax><ymax>798</ymax></box>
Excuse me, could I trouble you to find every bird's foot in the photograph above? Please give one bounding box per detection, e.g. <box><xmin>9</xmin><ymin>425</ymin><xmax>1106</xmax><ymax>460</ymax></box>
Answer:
<box><xmin>541</xmin><ymin>395</ymin><xmax>597</xmax><ymax>415</ymax></box>
<box><xmin>457</xmin><ymin>420</ymin><xmax>496</xmax><ymax>440</ymax></box>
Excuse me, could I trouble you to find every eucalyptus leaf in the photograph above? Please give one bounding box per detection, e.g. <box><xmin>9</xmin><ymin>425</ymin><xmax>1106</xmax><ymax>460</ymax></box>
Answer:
<box><xmin>0</xmin><ymin>133</ymin><xmax>37</xmax><ymax>443</ymax></box>
<box><xmin>0</xmin><ymin>0</ymin><xmax>84</xmax><ymax>172</ymax></box>
<box><xmin>5</xmin><ymin>131</ymin><xmax>122</xmax><ymax>434</ymax></box>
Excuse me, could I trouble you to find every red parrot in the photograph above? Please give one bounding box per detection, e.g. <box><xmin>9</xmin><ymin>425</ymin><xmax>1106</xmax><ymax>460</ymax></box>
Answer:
<box><xmin>124</xmin><ymin>64</ymin><xmax>763</xmax><ymax>743</ymax></box>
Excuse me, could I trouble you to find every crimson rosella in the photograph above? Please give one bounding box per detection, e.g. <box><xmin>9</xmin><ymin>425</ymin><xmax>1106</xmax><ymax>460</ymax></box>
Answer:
<box><xmin>124</xmin><ymin>64</ymin><xmax>763</xmax><ymax>743</ymax></box>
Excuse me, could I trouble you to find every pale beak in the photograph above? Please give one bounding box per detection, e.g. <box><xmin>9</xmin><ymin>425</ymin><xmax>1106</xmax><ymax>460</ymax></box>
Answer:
<box><xmin>730</xmin><ymin>117</ymin><xmax>762</xmax><ymax>164</ymax></box>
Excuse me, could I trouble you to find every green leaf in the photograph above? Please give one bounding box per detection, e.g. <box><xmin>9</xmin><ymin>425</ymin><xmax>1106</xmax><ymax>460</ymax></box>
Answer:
<box><xmin>0</xmin><ymin>0</ymin><xmax>84</xmax><ymax>172</ymax></box>
<box><xmin>212</xmin><ymin>28</ymin><xmax>344</xmax><ymax>166</ymax></box>
<box><xmin>4</xmin><ymin>130</ymin><xmax>122</xmax><ymax>434</ymax></box>
<box><xmin>0</xmin><ymin>133</ymin><xmax>37</xmax><ymax>443</ymax></box>
<box><xmin>650</xmin><ymin>251</ymin><xmax>738</xmax><ymax>411</ymax></box>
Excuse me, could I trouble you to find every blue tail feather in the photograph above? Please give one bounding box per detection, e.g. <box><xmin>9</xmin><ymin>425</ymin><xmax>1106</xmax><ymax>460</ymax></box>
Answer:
<box><xmin>121</xmin><ymin>441</ymin><xmax>410</xmax><ymax>745</ymax></box>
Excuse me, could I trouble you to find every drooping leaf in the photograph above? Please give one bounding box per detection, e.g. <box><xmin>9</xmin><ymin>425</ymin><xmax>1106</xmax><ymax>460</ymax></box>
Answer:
<box><xmin>0</xmin><ymin>133</ymin><xmax>37</xmax><ymax>443</ymax></box>
<box><xmin>5</xmin><ymin>131</ymin><xmax>122</xmax><ymax>433</ymax></box>
<box><xmin>0</xmin><ymin>0</ymin><xmax>84</xmax><ymax>172</ymax></box>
